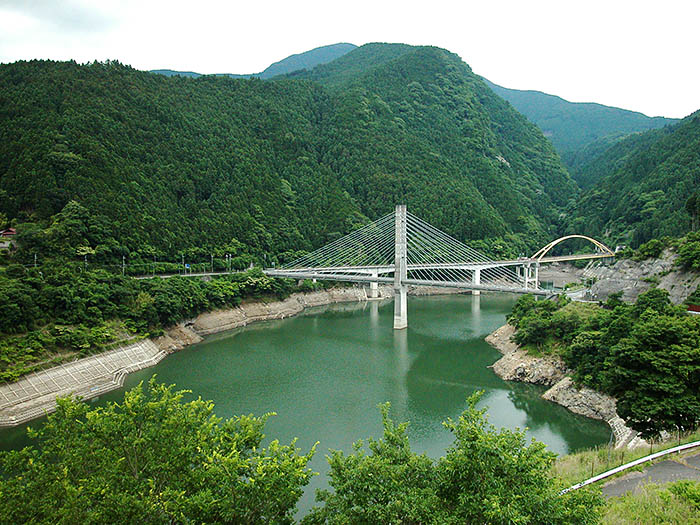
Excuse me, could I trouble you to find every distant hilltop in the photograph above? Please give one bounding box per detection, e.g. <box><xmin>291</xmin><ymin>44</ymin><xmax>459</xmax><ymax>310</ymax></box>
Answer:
<box><xmin>481</xmin><ymin>79</ymin><xmax>678</xmax><ymax>164</ymax></box>
<box><xmin>151</xmin><ymin>42</ymin><xmax>357</xmax><ymax>80</ymax></box>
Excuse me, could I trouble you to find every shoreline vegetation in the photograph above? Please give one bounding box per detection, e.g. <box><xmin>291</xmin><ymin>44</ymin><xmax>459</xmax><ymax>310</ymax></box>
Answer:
<box><xmin>487</xmin><ymin>323</ymin><xmax>647</xmax><ymax>449</ymax></box>
<box><xmin>487</xmin><ymin>287</ymin><xmax>700</xmax><ymax>451</ymax></box>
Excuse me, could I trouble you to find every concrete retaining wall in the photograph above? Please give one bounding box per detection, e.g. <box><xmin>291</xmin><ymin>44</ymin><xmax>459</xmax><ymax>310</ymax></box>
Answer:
<box><xmin>0</xmin><ymin>339</ymin><xmax>166</xmax><ymax>427</ymax></box>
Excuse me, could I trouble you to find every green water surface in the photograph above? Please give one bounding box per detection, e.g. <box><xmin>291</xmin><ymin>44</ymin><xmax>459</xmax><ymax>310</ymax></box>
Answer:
<box><xmin>0</xmin><ymin>293</ymin><xmax>610</xmax><ymax>514</ymax></box>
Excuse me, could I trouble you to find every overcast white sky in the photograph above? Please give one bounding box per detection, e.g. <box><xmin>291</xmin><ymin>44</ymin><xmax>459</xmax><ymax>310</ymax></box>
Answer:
<box><xmin>1</xmin><ymin>0</ymin><xmax>698</xmax><ymax>118</ymax></box>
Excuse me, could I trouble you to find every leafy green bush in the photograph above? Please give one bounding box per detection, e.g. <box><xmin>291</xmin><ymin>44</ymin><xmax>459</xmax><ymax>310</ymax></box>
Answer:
<box><xmin>687</xmin><ymin>286</ymin><xmax>700</xmax><ymax>306</ymax></box>
<box><xmin>675</xmin><ymin>231</ymin><xmax>700</xmax><ymax>271</ymax></box>
<box><xmin>0</xmin><ymin>379</ymin><xmax>316</xmax><ymax>524</ymax></box>
<box><xmin>632</xmin><ymin>238</ymin><xmax>667</xmax><ymax>260</ymax></box>
<box><xmin>509</xmin><ymin>288</ymin><xmax>700</xmax><ymax>440</ymax></box>
<box><xmin>668</xmin><ymin>480</ymin><xmax>700</xmax><ymax>510</ymax></box>
<box><xmin>304</xmin><ymin>392</ymin><xmax>602</xmax><ymax>524</ymax></box>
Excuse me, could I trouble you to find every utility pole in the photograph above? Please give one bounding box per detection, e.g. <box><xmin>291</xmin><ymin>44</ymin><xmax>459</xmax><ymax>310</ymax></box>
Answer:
<box><xmin>122</xmin><ymin>255</ymin><xmax>125</xmax><ymax>276</ymax></box>
<box><xmin>34</xmin><ymin>253</ymin><xmax>37</xmax><ymax>268</ymax></box>
<box><xmin>211</xmin><ymin>254</ymin><xmax>214</xmax><ymax>273</ymax></box>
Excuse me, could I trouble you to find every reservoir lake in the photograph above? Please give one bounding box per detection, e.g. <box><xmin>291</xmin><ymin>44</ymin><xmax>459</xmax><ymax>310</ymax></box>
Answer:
<box><xmin>0</xmin><ymin>293</ymin><xmax>610</xmax><ymax>514</ymax></box>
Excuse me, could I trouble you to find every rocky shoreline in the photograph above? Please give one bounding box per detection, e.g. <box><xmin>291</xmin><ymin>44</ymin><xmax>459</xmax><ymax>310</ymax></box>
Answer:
<box><xmin>486</xmin><ymin>324</ymin><xmax>647</xmax><ymax>449</ymax></box>
<box><xmin>154</xmin><ymin>285</ymin><xmax>394</xmax><ymax>350</ymax></box>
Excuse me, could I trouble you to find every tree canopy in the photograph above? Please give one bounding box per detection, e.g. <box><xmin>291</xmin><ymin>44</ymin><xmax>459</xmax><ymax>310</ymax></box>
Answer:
<box><xmin>1</xmin><ymin>45</ymin><xmax>576</xmax><ymax>261</ymax></box>
<box><xmin>564</xmin><ymin>111</ymin><xmax>700</xmax><ymax>247</ymax></box>
<box><xmin>303</xmin><ymin>392</ymin><xmax>602</xmax><ymax>524</ymax></box>
<box><xmin>0</xmin><ymin>378</ymin><xmax>316</xmax><ymax>524</ymax></box>
<box><xmin>0</xmin><ymin>383</ymin><xmax>605</xmax><ymax>524</ymax></box>
<box><xmin>508</xmin><ymin>289</ymin><xmax>700</xmax><ymax>439</ymax></box>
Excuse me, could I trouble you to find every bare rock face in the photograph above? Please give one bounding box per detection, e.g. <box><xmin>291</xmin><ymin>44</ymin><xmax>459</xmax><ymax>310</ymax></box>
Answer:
<box><xmin>487</xmin><ymin>324</ymin><xmax>646</xmax><ymax>449</ymax></box>
<box><xmin>487</xmin><ymin>324</ymin><xmax>568</xmax><ymax>386</ymax></box>
<box><xmin>588</xmin><ymin>250</ymin><xmax>699</xmax><ymax>304</ymax></box>
<box><xmin>542</xmin><ymin>377</ymin><xmax>617</xmax><ymax>421</ymax></box>
<box><xmin>491</xmin><ymin>348</ymin><xmax>569</xmax><ymax>386</ymax></box>
<box><xmin>485</xmin><ymin>324</ymin><xmax>519</xmax><ymax>353</ymax></box>
<box><xmin>155</xmin><ymin>325</ymin><xmax>203</xmax><ymax>352</ymax></box>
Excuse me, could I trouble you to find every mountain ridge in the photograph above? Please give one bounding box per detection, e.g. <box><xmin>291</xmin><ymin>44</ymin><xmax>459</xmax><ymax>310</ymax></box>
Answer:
<box><xmin>151</xmin><ymin>42</ymin><xmax>357</xmax><ymax>79</ymax></box>
<box><xmin>0</xmin><ymin>43</ymin><xmax>577</xmax><ymax>261</ymax></box>
<box><xmin>482</xmin><ymin>78</ymin><xmax>678</xmax><ymax>185</ymax></box>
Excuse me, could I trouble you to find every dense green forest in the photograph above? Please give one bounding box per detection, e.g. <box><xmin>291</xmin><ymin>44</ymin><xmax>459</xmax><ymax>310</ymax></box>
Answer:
<box><xmin>508</xmin><ymin>289</ymin><xmax>700</xmax><ymax>440</ymax></box>
<box><xmin>561</xmin><ymin>129</ymin><xmax>666</xmax><ymax>190</ymax></box>
<box><xmin>1</xmin><ymin>44</ymin><xmax>576</xmax><ymax>262</ymax></box>
<box><xmin>0</xmin><ymin>43</ymin><xmax>581</xmax><ymax>385</ymax></box>
<box><xmin>564</xmin><ymin>111</ymin><xmax>700</xmax><ymax>247</ymax></box>
<box><xmin>152</xmin><ymin>42</ymin><xmax>357</xmax><ymax>79</ymax></box>
<box><xmin>0</xmin><ymin>380</ymin><xmax>602</xmax><ymax>524</ymax></box>
<box><xmin>482</xmin><ymin>78</ymin><xmax>678</xmax><ymax>181</ymax></box>
<box><xmin>290</xmin><ymin>44</ymin><xmax>577</xmax><ymax>251</ymax></box>
<box><xmin>0</xmin><ymin>60</ymin><xmax>362</xmax><ymax>260</ymax></box>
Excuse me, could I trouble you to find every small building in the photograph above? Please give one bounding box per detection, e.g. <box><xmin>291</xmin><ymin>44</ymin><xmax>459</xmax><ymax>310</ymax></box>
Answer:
<box><xmin>0</xmin><ymin>228</ymin><xmax>16</xmax><ymax>238</ymax></box>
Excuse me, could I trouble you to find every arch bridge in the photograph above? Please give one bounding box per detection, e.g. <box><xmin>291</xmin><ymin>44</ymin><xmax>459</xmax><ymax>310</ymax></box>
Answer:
<box><xmin>264</xmin><ymin>205</ymin><xmax>613</xmax><ymax>329</ymax></box>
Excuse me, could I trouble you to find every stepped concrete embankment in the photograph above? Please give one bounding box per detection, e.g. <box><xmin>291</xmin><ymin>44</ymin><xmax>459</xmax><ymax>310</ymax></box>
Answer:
<box><xmin>486</xmin><ymin>324</ymin><xmax>647</xmax><ymax>449</ymax></box>
<box><xmin>0</xmin><ymin>284</ymin><xmax>425</xmax><ymax>426</ymax></box>
<box><xmin>0</xmin><ymin>339</ymin><xmax>167</xmax><ymax>427</ymax></box>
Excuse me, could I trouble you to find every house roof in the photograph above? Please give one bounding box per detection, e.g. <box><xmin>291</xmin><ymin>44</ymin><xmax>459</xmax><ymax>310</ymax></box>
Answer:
<box><xmin>0</xmin><ymin>228</ymin><xmax>16</xmax><ymax>236</ymax></box>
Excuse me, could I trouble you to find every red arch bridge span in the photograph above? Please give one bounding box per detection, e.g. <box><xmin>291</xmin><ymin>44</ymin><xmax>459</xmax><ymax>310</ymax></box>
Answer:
<box><xmin>264</xmin><ymin>205</ymin><xmax>614</xmax><ymax>329</ymax></box>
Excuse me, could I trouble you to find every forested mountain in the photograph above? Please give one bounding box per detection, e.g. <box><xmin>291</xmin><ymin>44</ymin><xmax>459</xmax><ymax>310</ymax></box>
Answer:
<box><xmin>0</xmin><ymin>60</ymin><xmax>362</xmax><ymax>260</ymax></box>
<box><xmin>565</xmin><ymin>110</ymin><xmax>700</xmax><ymax>246</ymax></box>
<box><xmin>564</xmin><ymin>128</ymin><xmax>667</xmax><ymax>190</ymax></box>
<box><xmin>482</xmin><ymin>79</ymin><xmax>678</xmax><ymax>183</ymax></box>
<box><xmin>151</xmin><ymin>42</ymin><xmax>357</xmax><ymax>80</ymax></box>
<box><xmin>259</xmin><ymin>42</ymin><xmax>357</xmax><ymax>78</ymax></box>
<box><xmin>290</xmin><ymin>44</ymin><xmax>578</xmax><ymax>254</ymax></box>
<box><xmin>0</xmin><ymin>44</ymin><xmax>575</xmax><ymax>264</ymax></box>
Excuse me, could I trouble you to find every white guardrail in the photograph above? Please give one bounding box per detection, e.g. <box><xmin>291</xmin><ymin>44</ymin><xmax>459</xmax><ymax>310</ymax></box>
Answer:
<box><xmin>562</xmin><ymin>440</ymin><xmax>700</xmax><ymax>493</ymax></box>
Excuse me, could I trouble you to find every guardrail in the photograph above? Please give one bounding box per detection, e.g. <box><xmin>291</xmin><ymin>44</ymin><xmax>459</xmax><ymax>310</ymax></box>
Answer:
<box><xmin>562</xmin><ymin>440</ymin><xmax>700</xmax><ymax>493</ymax></box>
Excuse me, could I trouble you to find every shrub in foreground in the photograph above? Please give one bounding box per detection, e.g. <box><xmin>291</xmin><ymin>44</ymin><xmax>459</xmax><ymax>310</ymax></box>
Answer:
<box><xmin>304</xmin><ymin>392</ymin><xmax>603</xmax><ymax>524</ymax></box>
<box><xmin>0</xmin><ymin>379</ymin><xmax>315</xmax><ymax>524</ymax></box>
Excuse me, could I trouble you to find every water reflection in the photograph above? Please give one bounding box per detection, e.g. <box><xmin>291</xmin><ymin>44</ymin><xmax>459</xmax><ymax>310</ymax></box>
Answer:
<box><xmin>471</xmin><ymin>293</ymin><xmax>481</xmax><ymax>321</ymax></box>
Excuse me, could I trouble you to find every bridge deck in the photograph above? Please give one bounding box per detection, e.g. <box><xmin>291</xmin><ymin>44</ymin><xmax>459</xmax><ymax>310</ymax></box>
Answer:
<box><xmin>276</xmin><ymin>253</ymin><xmax>612</xmax><ymax>275</ymax></box>
<box><xmin>262</xmin><ymin>269</ymin><xmax>548</xmax><ymax>295</ymax></box>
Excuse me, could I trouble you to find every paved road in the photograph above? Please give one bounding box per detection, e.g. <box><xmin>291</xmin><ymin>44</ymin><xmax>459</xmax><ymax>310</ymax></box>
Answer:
<box><xmin>602</xmin><ymin>451</ymin><xmax>700</xmax><ymax>497</ymax></box>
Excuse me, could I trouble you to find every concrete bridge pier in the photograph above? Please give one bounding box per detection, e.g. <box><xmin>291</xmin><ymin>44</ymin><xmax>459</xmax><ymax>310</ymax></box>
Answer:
<box><xmin>394</xmin><ymin>204</ymin><xmax>408</xmax><ymax>329</ymax></box>
<box><xmin>393</xmin><ymin>286</ymin><xmax>408</xmax><ymax>329</ymax></box>
<box><xmin>472</xmin><ymin>268</ymin><xmax>481</xmax><ymax>295</ymax></box>
<box><xmin>369</xmin><ymin>270</ymin><xmax>379</xmax><ymax>299</ymax></box>
<box><xmin>523</xmin><ymin>262</ymin><xmax>539</xmax><ymax>290</ymax></box>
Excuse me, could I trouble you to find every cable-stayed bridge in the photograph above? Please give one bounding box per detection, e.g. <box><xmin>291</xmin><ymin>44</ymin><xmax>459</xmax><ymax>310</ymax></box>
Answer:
<box><xmin>264</xmin><ymin>205</ymin><xmax>613</xmax><ymax>329</ymax></box>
